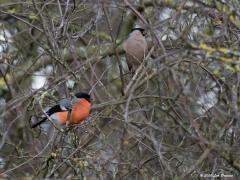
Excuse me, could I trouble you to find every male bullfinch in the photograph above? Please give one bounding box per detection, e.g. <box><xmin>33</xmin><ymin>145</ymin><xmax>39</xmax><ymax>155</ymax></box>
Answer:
<box><xmin>123</xmin><ymin>24</ymin><xmax>148</xmax><ymax>72</ymax></box>
<box><xmin>31</xmin><ymin>92</ymin><xmax>91</xmax><ymax>128</ymax></box>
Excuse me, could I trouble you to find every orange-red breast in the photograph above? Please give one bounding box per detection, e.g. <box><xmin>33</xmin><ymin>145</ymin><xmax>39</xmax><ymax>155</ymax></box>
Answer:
<box><xmin>31</xmin><ymin>92</ymin><xmax>91</xmax><ymax>128</ymax></box>
<box><xmin>123</xmin><ymin>25</ymin><xmax>148</xmax><ymax>72</ymax></box>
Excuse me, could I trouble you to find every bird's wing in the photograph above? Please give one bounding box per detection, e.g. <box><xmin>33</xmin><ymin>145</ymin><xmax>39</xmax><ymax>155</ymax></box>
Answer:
<box><xmin>31</xmin><ymin>98</ymin><xmax>72</xmax><ymax>128</ymax></box>
<box><xmin>58</xmin><ymin>98</ymin><xmax>72</xmax><ymax>110</ymax></box>
<box><xmin>44</xmin><ymin>98</ymin><xmax>72</xmax><ymax>116</ymax></box>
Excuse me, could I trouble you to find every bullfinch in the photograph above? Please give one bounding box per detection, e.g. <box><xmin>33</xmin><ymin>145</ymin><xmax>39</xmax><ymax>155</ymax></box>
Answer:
<box><xmin>123</xmin><ymin>25</ymin><xmax>148</xmax><ymax>72</ymax></box>
<box><xmin>31</xmin><ymin>92</ymin><xmax>91</xmax><ymax>128</ymax></box>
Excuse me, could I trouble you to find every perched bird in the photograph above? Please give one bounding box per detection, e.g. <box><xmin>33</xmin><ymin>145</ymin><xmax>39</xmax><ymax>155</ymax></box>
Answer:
<box><xmin>123</xmin><ymin>25</ymin><xmax>148</xmax><ymax>73</ymax></box>
<box><xmin>31</xmin><ymin>92</ymin><xmax>91</xmax><ymax>128</ymax></box>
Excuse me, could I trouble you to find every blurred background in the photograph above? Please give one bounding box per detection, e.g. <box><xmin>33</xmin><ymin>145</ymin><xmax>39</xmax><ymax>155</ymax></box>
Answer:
<box><xmin>0</xmin><ymin>0</ymin><xmax>240</xmax><ymax>179</ymax></box>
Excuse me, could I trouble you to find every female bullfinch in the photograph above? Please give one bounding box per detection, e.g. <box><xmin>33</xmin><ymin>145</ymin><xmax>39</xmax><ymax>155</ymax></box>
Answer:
<box><xmin>31</xmin><ymin>92</ymin><xmax>91</xmax><ymax>128</ymax></box>
<box><xmin>123</xmin><ymin>25</ymin><xmax>148</xmax><ymax>73</ymax></box>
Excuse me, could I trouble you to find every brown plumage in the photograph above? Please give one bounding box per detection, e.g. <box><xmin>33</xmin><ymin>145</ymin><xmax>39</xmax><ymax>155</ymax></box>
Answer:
<box><xmin>123</xmin><ymin>26</ymin><xmax>148</xmax><ymax>72</ymax></box>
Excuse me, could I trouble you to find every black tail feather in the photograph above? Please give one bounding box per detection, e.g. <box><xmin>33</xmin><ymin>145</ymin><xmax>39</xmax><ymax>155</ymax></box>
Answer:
<box><xmin>31</xmin><ymin>117</ymin><xmax>47</xmax><ymax>128</ymax></box>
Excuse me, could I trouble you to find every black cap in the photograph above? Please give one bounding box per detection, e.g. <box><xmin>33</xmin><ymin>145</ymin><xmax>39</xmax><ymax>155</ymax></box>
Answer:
<box><xmin>131</xmin><ymin>27</ymin><xmax>146</xmax><ymax>36</ymax></box>
<box><xmin>75</xmin><ymin>92</ymin><xmax>91</xmax><ymax>102</ymax></box>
